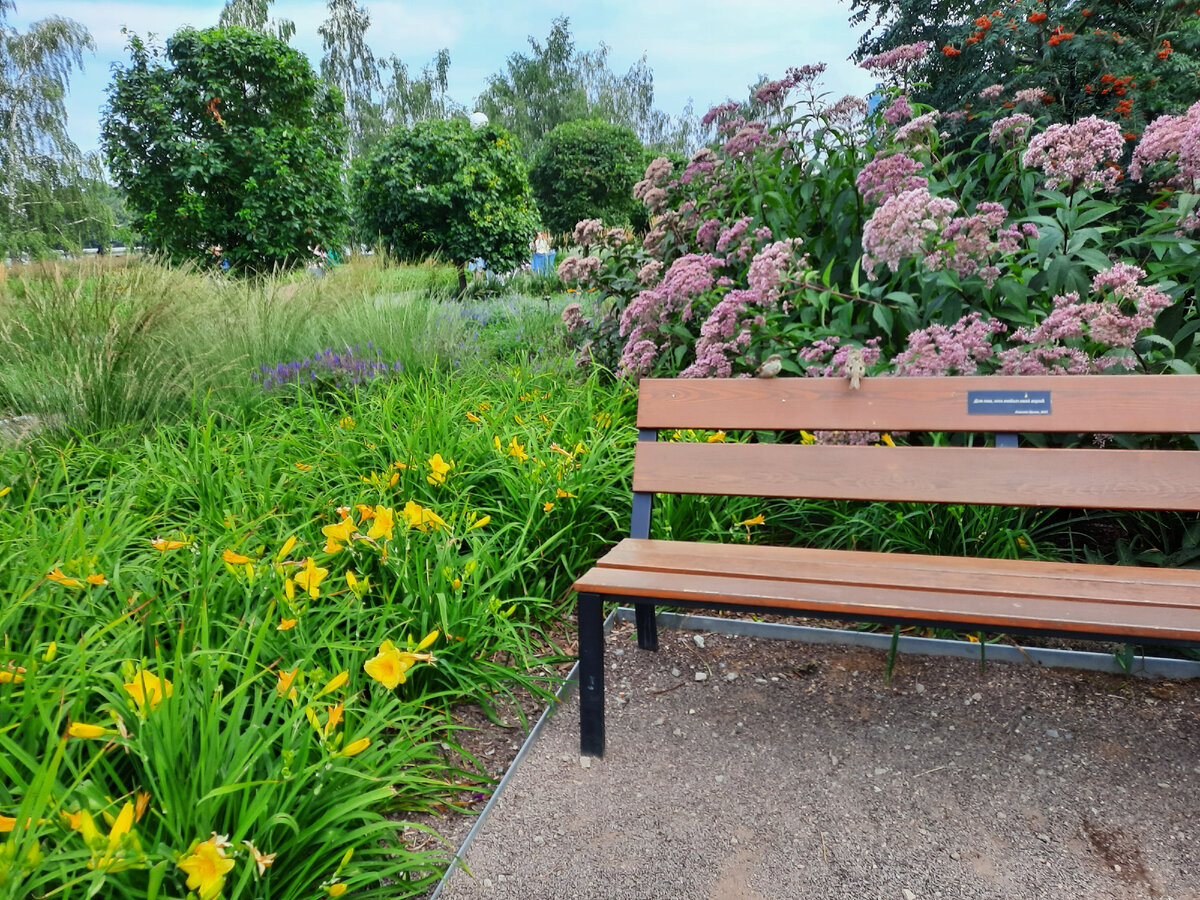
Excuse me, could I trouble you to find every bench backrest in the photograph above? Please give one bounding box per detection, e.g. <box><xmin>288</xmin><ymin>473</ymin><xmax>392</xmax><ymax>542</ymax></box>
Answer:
<box><xmin>631</xmin><ymin>376</ymin><xmax>1200</xmax><ymax>524</ymax></box>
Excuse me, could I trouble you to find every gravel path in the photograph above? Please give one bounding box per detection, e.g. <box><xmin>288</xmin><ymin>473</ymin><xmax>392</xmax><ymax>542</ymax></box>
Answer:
<box><xmin>438</xmin><ymin>620</ymin><xmax>1200</xmax><ymax>900</ymax></box>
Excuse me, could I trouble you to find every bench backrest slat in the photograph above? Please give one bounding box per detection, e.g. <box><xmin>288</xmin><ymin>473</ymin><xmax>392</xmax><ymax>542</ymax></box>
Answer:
<box><xmin>632</xmin><ymin>442</ymin><xmax>1200</xmax><ymax>511</ymax></box>
<box><xmin>636</xmin><ymin>375</ymin><xmax>1200</xmax><ymax>433</ymax></box>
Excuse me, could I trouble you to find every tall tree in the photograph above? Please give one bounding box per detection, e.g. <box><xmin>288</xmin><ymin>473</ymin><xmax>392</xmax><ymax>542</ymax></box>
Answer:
<box><xmin>319</xmin><ymin>0</ymin><xmax>380</xmax><ymax>161</ymax></box>
<box><xmin>103</xmin><ymin>26</ymin><xmax>349</xmax><ymax>271</ymax></box>
<box><xmin>218</xmin><ymin>0</ymin><xmax>295</xmax><ymax>44</ymax></box>
<box><xmin>380</xmin><ymin>47</ymin><xmax>457</xmax><ymax>128</ymax></box>
<box><xmin>0</xmin><ymin>0</ymin><xmax>115</xmax><ymax>257</ymax></box>
<box><xmin>477</xmin><ymin>17</ymin><xmax>673</xmax><ymax>159</ymax></box>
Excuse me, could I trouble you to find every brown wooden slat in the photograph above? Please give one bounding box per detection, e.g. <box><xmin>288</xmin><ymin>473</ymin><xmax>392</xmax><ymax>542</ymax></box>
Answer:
<box><xmin>632</xmin><ymin>442</ymin><xmax>1200</xmax><ymax>510</ymax></box>
<box><xmin>571</xmin><ymin>566</ymin><xmax>1200</xmax><ymax>643</ymax></box>
<box><xmin>636</xmin><ymin>375</ymin><xmax>1200</xmax><ymax>433</ymax></box>
<box><xmin>591</xmin><ymin>539</ymin><xmax>1200</xmax><ymax>607</ymax></box>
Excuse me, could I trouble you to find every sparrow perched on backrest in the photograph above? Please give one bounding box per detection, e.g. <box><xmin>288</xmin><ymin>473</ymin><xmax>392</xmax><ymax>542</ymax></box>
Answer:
<box><xmin>755</xmin><ymin>354</ymin><xmax>783</xmax><ymax>378</ymax></box>
<box><xmin>844</xmin><ymin>346</ymin><xmax>866</xmax><ymax>390</ymax></box>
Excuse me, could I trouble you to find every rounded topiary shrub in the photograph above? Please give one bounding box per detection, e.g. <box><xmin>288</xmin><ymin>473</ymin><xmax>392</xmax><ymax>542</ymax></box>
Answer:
<box><xmin>353</xmin><ymin>118</ymin><xmax>539</xmax><ymax>291</ymax></box>
<box><xmin>529</xmin><ymin>119</ymin><xmax>645</xmax><ymax>234</ymax></box>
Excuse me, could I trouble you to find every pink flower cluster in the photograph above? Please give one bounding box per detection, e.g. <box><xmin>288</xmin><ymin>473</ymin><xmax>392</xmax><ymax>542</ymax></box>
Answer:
<box><xmin>978</xmin><ymin>84</ymin><xmax>1004</xmax><ymax>102</ymax></box>
<box><xmin>1129</xmin><ymin>101</ymin><xmax>1200</xmax><ymax>185</ymax></box>
<box><xmin>619</xmin><ymin>254</ymin><xmax>725</xmax><ymax>375</ymax></box>
<box><xmin>893</xmin><ymin>110</ymin><xmax>940</xmax><ymax>144</ymax></box>
<box><xmin>892</xmin><ymin>264</ymin><xmax>1173</xmax><ymax>377</ymax></box>
<box><xmin>634</xmin><ymin>157</ymin><xmax>675</xmax><ymax>213</ymax></box>
<box><xmin>561</xmin><ymin>303</ymin><xmax>586</xmax><ymax>331</ymax></box>
<box><xmin>823</xmin><ymin>95</ymin><xmax>870</xmax><ymax>128</ymax></box>
<box><xmin>1022</xmin><ymin>116</ymin><xmax>1124</xmax><ymax>193</ymax></box>
<box><xmin>794</xmin><ymin>336</ymin><xmax>886</xmax><ymax>444</ymax></box>
<box><xmin>855</xmin><ymin>153</ymin><xmax>927</xmax><ymax>206</ymax></box>
<box><xmin>859</xmin><ymin>42</ymin><xmax>930</xmax><ymax>73</ymax></box>
<box><xmin>988</xmin><ymin>114</ymin><xmax>1034</xmax><ymax>149</ymax></box>
<box><xmin>681</xmin><ymin>240</ymin><xmax>805</xmax><ymax>378</ymax></box>
<box><xmin>882</xmin><ymin>95</ymin><xmax>913</xmax><ymax>126</ymax></box>
<box><xmin>557</xmin><ymin>254</ymin><xmax>602</xmax><ymax>285</ymax></box>
<box><xmin>924</xmin><ymin>203</ymin><xmax>1038</xmax><ymax>286</ymax></box>
<box><xmin>680</xmin><ymin>147</ymin><xmax>722</xmax><ymax>187</ymax></box>
<box><xmin>637</xmin><ymin>260</ymin><xmax>663</xmax><ymax>286</ymax></box>
<box><xmin>701</xmin><ymin>102</ymin><xmax>739</xmax><ymax>129</ymax></box>
<box><xmin>1013</xmin><ymin>87</ymin><xmax>1046</xmax><ymax>106</ymax></box>
<box><xmin>573</xmin><ymin>219</ymin><xmax>605</xmax><ymax>246</ymax></box>
<box><xmin>862</xmin><ymin>187</ymin><xmax>957</xmax><ymax>277</ymax></box>
<box><xmin>722</xmin><ymin>121</ymin><xmax>772</xmax><ymax>160</ymax></box>
<box><xmin>893</xmin><ymin>312</ymin><xmax>1005</xmax><ymax>375</ymax></box>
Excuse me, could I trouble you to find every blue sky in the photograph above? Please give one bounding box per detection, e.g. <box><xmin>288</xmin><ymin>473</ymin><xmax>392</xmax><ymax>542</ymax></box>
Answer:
<box><xmin>12</xmin><ymin>0</ymin><xmax>878</xmax><ymax>154</ymax></box>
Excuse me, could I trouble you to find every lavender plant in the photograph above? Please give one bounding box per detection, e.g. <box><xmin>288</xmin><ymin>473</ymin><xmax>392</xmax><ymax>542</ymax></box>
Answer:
<box><xmin>253</xmin><ymin>344</ymin><xmax>402</xmax><ymax>396</ymax></box>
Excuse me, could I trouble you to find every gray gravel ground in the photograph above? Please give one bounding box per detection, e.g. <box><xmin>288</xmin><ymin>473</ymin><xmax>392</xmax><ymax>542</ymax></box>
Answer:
<box><xmin>439</xmin><ymin>620</ymin><xmax>1200</xmax><ymax>900</ymax></box>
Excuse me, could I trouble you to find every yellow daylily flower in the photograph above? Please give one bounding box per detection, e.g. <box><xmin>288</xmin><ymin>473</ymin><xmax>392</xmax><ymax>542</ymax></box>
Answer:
<box><xmin>0</xmin><ymin>815</ymin><xmax>15</xmax><ymax>832</ymax></box>
<box><xmin>178</xmin><ymin>836</ymin><xmax>234</xmax><ymax>900</ymax></box>
<box><xmin>366</xmin><ymin>505</ymin><xmax>395</xmax><ymax>542</ymax></box>
<box><xmin>467</xmin><ymin>514</ymin><xmax>491</xmax><ymax>531</ymax></box>
<box><xmin>68</xmin><ymin>722</ymin><xmax>115</xmax><ymax>740</ymax></box>
<box><xmin>123</xmin><ymin>669</ymin><xmax>172</xmax><ymax>715</ymax></box>
<box><xmin>355</xmin><ymin>504</ymin><xmax>376</xmax><ymax>521</ymax></box>
<box><xmin>150</xmin><ymin>537</ymin><xmax>188</xmax><ymax>551</ymax></box>
<box><xmin>799</xmin><ymin>431</ymin><xmax>817</xmax><ymax>445</ymax></box>
<box><xmin>316</xmin><ymin>670</ymin><xmax>349</xmax><ymax>699</ymax></box>
<box><xmin>46</xmin><ymin>567</ymin><xmax>84</xmax><ymax>588</ymax></box>
<box><xmin>338</xmin><ymin>737</ymin><xmax>370</xmax><ymax>759</ymax></box>
<box><xmin>401</xmin><ymin>501</ymin><xmax>445</xmax><ymax>532</ymax></box>
<box><xmin>543</xmin><ymin>501</ymin><xmax>554</xmax><ymax>512</ymax></box>
<box><xmin>346</xmin><ymin>571</ymin><xmax>368</xmax><ymax>598</ymax></box>
<box><xmin>278</xmin><ymin>618</ymin><xmax>298</xmax><ymax>631</ymax></box>
<box><xmin>0</xmin><ymin>486</ymin><xmax>10</xmax><ymax>498</ymax></box>
<box><xmin>293</xmin><ymin>558</ymin><xmax>329</xmax><ymax>599</ymax></box>
<box><xmin>276</xmin><ymin>668</ymin><xmax>299</xmax><ymax>702</ymax></box>
<box><xmin>426</xmin><ymin>453</ymin><xmax>453</xmax><ymax>486</ymax></box>
<box><xmin>324</xmin><ymin>702</ymin><xmax>344</xmax><ymax>737</ymax></box>
<box><xmin>338</xmin><ymin>416</ymin><xmax>355</xmax><ymax>429</ymax></box>
<box><xmin>465</xmin><ymin>411</ymin><xmax>482</xmax><ymax>424</ymax></box>
<box><xmin>735</xmin><ymin>514</ymin><xmax>766</xmax><ymax>527</ymax></box>
<box><xmin>242</xmin><ymin>840</ymin><xmax>276</xmax><ymax>877</ymax></box>
<box><xmin>275</xmin><ymin>535</ymin><xmax>297</xmax><ymax>563</ymax></box>
<box><xmin>505</xmin><ymin>436</ymin><xmax>529</xmax><ymax>462</ymax></box>
<box><xmin>555</xmin><ymin>488</ymin><xmax>576</xmax><ymax>499</ymax></box>
<box><xmin>0</xmin><ymin>665</ymin><xmax>25</xmax><ymax>684</ymax></box>
<box><xmin>880</xmin><ymin>433</ymin><xmax>896</xmax><ymax>447</ymax></box>
<box><xmin>295</xmin><ymin>462</ymin><xmax>313</xmax><ymax>471</ymax></box>
<box><xmin>363</xmin><ymin>631</ymin><xmax>439</xmax><ymax>689</ymax></box>
<box><xmin>85</xmin><ymin>573</ymin><xmax>108</xmax><ymax>586</ymax></box>
<box><xmin>706</xmin><ymin>431</ymin><xmax>726</xmax><ymax>443</ymax></box>
<box><xmin>222</xmin><ymin>548</ymin><xmax>254</xmax><ymax>565</ymax></box>
<box><xmin>43</xmin><ymin>642</ymin><xmax>57</xmax><ymax>662</ymax></box>
<box><xmin>322</xmin><ymin>518</ymin><xmax>357</xmax><ymax>553</ymax></box>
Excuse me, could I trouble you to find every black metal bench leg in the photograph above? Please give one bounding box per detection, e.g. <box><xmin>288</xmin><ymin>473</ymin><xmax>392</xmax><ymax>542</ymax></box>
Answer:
<box><xmin>635</xmin><ymin>602</ymin><xmax>658</xmax><ymax>650</ymax></box>
<box><xmin>578</xmin><ymin>592</ymin><xmax>605</xmax><ymax>757</ymax></box>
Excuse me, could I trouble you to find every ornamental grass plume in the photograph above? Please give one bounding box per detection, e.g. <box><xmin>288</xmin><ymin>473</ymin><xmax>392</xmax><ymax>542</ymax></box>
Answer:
<box><xmin>1022</xmin><ymin>116</ymin><xmax>1125</xmax><ymax>193</ymax></box>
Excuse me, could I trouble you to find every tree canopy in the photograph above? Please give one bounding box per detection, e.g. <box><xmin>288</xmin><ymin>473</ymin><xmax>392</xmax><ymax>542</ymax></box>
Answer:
<box><xmin>530</xmin><ymin>119</ymin><xmax>645</xmax><ymax>233</ymax></box>
<box><xmin>353</xmin><ymin>118</ymin><xmax>538</xmax><ymax>291</ymax></box>
<box><xmin>102</xmin><ymin>25</ymin><xmax>349</xmax><ymax>271</ymax></box>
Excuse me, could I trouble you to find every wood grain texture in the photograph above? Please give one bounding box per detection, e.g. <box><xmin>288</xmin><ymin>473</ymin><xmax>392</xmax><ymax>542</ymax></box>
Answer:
<box><xmin>635</xmin><ymin>375</ymin><xmax>1200</xmax><ymax>433</ymax></box>
<box><xmin>590</xmin><ymin>539</ymin><xmax>1200</xmax><ymax>605</ymax></box>
<box><xmin>631</xmin><ymin>442</ymin><xmax>1200</xmax><ymax>510</ymax></box>
<box><xmin>571</xmin><ymin>564</ymin><xmax>1200</xmax><ymax>643</ymax></box>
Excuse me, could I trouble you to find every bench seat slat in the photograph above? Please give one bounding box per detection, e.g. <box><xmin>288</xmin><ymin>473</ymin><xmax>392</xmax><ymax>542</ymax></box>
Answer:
<box><xmin>573</xmin><ymin>563</ymin><xmax>1200</xmax><ymax>643</ymax></box>
<box><xmin>589</xmin><ymin>539</ymin><xmax>1200</xmax><ymax>604</ymax></box>
<box><xmin>636</xmin><ymin>375</ymin><xmax>1200</xmax><ymax>433</ymax></box>
<box><xmin>633</xmin><ymin>443</ymin><xmax>1200</xmax><ymax>510</ymax></box>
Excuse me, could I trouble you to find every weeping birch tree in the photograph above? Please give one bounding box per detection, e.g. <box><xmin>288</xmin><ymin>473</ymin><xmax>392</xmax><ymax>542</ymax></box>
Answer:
<box><xmin>0</xmin><ymin>0</ymin><xmax>114</xmax><ymax>257</ymax></box>
<box><xmin>218</xmin><ymin>0</ymin><xmax>296</xmax><ymax>44</ymax></box>
<box><xmin>319</xmin><ymin>0</ymin><xmax>380</xmax><ymax>161</ymax></box>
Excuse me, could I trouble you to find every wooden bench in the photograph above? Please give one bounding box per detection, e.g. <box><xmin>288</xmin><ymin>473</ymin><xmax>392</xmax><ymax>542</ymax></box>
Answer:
<box><xmin>573</xmin><ymin>375</ymin><xmax>1200</xmax><ymax>756</ymax></box>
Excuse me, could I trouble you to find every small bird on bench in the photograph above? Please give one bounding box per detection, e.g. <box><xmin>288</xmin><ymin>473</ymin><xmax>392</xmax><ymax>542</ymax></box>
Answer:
<box><xmin>844</xmin><ymin>346</ymin><xmax>866</xmax><ymax>390</ymax></box>
<box><xmin>755</xmin><ymin>354</ymin><xmax>783</xmax><ymax>378</ymax></box>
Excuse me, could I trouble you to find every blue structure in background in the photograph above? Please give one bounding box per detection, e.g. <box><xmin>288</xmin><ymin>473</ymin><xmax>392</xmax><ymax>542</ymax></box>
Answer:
<box><xmin>531</xmin><ymin>250</ymin><xmax>556</xmax><ymax>274</ymax></box>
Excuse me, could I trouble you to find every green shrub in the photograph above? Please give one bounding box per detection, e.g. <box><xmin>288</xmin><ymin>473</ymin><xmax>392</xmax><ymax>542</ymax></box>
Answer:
<box><xmin>530</xmin><ymin>119</ymin><xmax>645</xmax><ymax>233</ymax></box>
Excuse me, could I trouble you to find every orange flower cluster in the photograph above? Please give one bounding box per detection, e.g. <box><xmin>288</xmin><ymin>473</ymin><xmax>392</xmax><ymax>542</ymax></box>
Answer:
<box><xmin>942</xmin><ymin>45</ymin><xmax>962</xmax><ymax>57</ymax></box>
<box><xmin>1048</xmin><ymin>26</ymin><xmax>1075</xmax><ymax>46</ymax></box>
<box><xmin>1028</xmin><ymin>11</ymin><xmax>1047</xmax><ymax>22</ymax></box>
<box><xmin>1157</xmin><ymin>40</ymin><xmax>1173</xmax><ymax>59</ymax></box>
